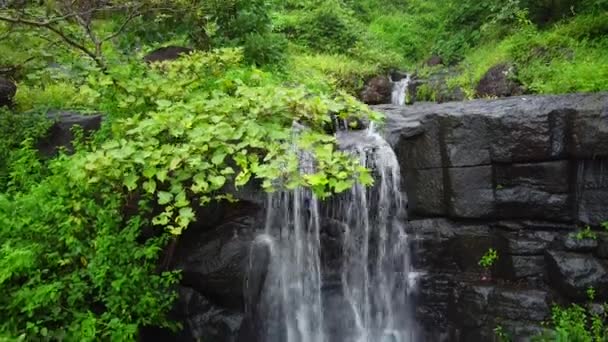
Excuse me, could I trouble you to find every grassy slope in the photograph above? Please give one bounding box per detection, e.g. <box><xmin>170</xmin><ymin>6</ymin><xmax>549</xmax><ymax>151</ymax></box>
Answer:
<box><xmin>276</xmin><ymin>1</ymin><xmax>608</xmax><ymax>97</ymax></box>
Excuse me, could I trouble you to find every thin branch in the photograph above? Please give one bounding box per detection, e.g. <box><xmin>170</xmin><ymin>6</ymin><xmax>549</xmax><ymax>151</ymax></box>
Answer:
<box><xmin>0</xmin><ymin>14</ymin><xmax>104</xmax><ymax>69</ymax></box>
<box><xmin>102</xmin><ymin>5</ymin><xmax>144</xmax><ymax>42</ymax></box>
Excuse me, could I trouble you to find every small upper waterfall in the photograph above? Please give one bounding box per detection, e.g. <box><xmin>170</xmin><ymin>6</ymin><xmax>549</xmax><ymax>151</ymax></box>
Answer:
<box><xmin>251</xmin><ymin>123</ymin><xmax>416</xmax><ymax>342</ymax></box>
<box><xmin>391</xmin><ymin>74</ymin><xmax>411</xmax><ymax>106</ymax></box>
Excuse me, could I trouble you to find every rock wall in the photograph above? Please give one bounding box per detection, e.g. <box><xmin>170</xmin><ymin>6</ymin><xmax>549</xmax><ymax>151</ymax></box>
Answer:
<box><xmin>377</xmin><ymin>92</ymin><xmax>608</xmax><ymax>340</ymax></box>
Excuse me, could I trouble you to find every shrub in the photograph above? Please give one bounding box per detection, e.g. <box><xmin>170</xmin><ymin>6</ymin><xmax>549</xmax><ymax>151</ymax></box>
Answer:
<box><xmin>276</xmin><ymin>0</ymin><xmax>364</xmax><ymax>54</ymax></box>
<box><xmin>0</xmin><ymin>48</ymin><xmax>379</xmax><ymax>340</ymax></box>
<box><xmin>242</xmin><ymin>32</ymin><xmax>288</xmax><ymax>66</ymax></box>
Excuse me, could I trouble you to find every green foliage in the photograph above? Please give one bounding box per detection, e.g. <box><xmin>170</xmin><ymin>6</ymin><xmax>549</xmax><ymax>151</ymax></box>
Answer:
<box><xmin>535</xmin><ymin>284</ymin><xmax>608</xmax><ymax>341</ymax></box>
<box><xmin>574</xmin><ymin>226</ymin><xmax>598</xmax><ymax>240</ymax></box>
<box><xmin>0</xmin><ymin>109</ymin><xmax>51</xmax><ymax>191</ymax></box>
<box><xmin>479</xmin><ymin>248</ymin><xmax>499</xmax><ymax>269</ymax></box>
<box><xmin>494</xmin><ymin>324</ymin><xmax>511</xmax><ymax>342</ymax></box>
<box><xmin>449</xmin><ymin>12</ymin><xmax>608</xmax><ymax>97</ymax></box>
<box><xmin>415</xmin><ymin>83</ymin><xmax>437</xmax><ymax>102</ymax></box>
<box><xmin>0</xmin><ymin>145</ymin><xmax>179</xmax><ymax>340</ymax></box>
<box><xmin>242</xmin><ymin>32</ymin><xmax>288</xmax><ymax>66</ymax></box>
<box><xmin>535</xmin><ymin>304</ymin><xmax>608</xmax><ymax>341</ymax></box>
<box><xmin>275</xmin><ymin>0</ymin><xmax>364</xmax><ymax>54</ymax></box>
<box><xmin>0</xmin><ymin>46</ymin><xmax>379</xmax><ymax>340</ymax></box>
<box><xmin>288</xmin><ymin>53</ymin><xmax>381</xmax><ymax>94</ymax></box>
<box><xmin>587</xmin><ymin>287</ymin><xmax>597</xmax><ymax>301</ymax></box>
<box><xmin>83</xmin><ymin>49</ymin><xmax>375</xmax><ymax>236</ymax></box>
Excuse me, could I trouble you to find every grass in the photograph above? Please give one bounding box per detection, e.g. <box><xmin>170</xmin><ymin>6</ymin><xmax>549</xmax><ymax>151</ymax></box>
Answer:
<box><xmin>287</xmin><ymin>51</ymin><xmax>382</xmax><ymax>94</ymax></box>
<box><xmin>448</xmin><ymin>13</ymin><xmax>608</xmax><ymax>97</ymax></box>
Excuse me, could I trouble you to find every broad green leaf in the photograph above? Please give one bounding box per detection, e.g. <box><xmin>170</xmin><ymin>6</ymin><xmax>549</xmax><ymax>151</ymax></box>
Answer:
<box><xmin>123</xmin><ymin>174</ymin><xmax>138</xmax><ymax>191</ymax></box>
<box><xmin>157</xmin><ymin>191</ymin><xmax>173</xmax><ymax>205</ymax></box>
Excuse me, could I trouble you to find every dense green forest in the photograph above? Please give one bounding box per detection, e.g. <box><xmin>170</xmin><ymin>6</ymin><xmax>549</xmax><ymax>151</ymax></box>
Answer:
<box><xmin>0</xmin><ymin>0</ymin><xmax>607</xmax><ymax>340</ymax></box>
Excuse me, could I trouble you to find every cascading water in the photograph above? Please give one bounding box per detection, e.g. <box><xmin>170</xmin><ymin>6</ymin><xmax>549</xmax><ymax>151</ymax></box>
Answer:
<box><xmin>251</xmin><ymin>124</ymin><xmax>417</xmax><ymax>342</ymax></box>
<box><xmin>391</xmin><ymin>75</ymin><xmax>411</xmax><ymax>106</ymax></box>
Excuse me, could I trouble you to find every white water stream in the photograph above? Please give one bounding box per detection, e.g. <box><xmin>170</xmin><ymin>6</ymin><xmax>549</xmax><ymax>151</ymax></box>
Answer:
<box><xmin>253</xmin><ymin>124</ymin><xmax>417</xmax><ymax>342</ymax></box>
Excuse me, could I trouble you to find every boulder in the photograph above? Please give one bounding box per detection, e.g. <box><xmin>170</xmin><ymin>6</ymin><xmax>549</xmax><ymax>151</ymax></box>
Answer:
<box><xmin>0</xmin><ymin>76</ymin><xmax>16</xmax><ymax>107</ymax></box>
<box><xmin>144</xmin><ymin>46</ymin><xmax>193</xmax><ymax>63</ymax></box>
<box><xmin>546</xmin><ymin>250</ymin><xmax>608</xmax><ymax>300</ymax></box>
<box><xmin>424</xmin><ymin>55</ymin><xmax>443</xmax><ymax>67</ymax></box>
<box><xmin>37</xmin><ymin>111</ymin><xmax>103</xmax><ymax>157</ymax></box>
<box><xmin>475</xmin><ymin>63</ymin><xmax>524</xmax><ymax>98</ymax></box>
<box><xmin>359</xmin><ymin>76</ymin><xmax>392</xmax><ymax>105</ymax></box>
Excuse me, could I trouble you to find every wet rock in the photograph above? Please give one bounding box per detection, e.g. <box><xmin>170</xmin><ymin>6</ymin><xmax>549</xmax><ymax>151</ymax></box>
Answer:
<box><xmin>178</xmin><ymin>287</ymin><xmax>243</xmax><ymax>342</ymax></box>
<box><xmin>563</xmin><ymin>235</ymin><xmax>598</xmax><ymax>252</ymax></box>
<box><xmin>172</xmin><ymin>201</ymin><xmax>264</xmax><ymax>309</ymax></box>
<box><xmin>597</xmin><ymin>233</ymin><xmax>608</xmax><ymax>259</ymax></box>
<box><xmin>450</xmin><ymin>284</ymin><xmax>551</xmax><ymax>341</ymax></box>
<box><xmin>390</xmin><ymin>70</ymin><xmax>409</xmax><ymax>82</ymax></box>
<box><xmin>144</xmin><ymin>46</ymin><xmax>193</xmax><ymax>63</ymax></box>
<box><xmin>409</xmin><ymin>219</ymin><xmax>511</xmax><ymax>274</ymax></box>
<box><xmin>475</xmin><ymin>63</ymin><xmax>524</xmax><ymax>98</ymax></box>
<box><xmin>404</xmin><ymin>168</ymin><xmax>446</xmax><ymax>216</ymax></box>
<box><xmin>425</xmin><ymin>55</ymin><xmax>443</xmax><ymax>67</ymax></box>
<box><xmin>450</xmin><ymin>284</ymin><xmax>493</xmax><ymax>328</ymax></box>
<box><xmin>415</xmin><ymin>273</ymin><xmax>455</xmax><ymax>332</ymax></box>
<box><xmin>37</xmin><ymin>111</ymin><xmax>103</xmax><ymax>157</ymax></box>
<box><xmin>376</xmin><ymin>93</ymin><xmax>608</xmax><ymax>222</ymax></box>
<box><xmin>509</xmin><ymin>255</ymin><xmax>546</xmax><ymax>280</ymax></box>
<box><xmin>570</xmin><ymin>103</ymin><xmax>608</xmax><ymax>159</ymax></box>
<box><xmin>448</xmin><ymin>166</ymin><xmax>495</xmax><ymax>218</ymax></box>
<box><xmin>359</xmin><ymin>76</ymin><xmax>392</xmax><ymax>105</ymax></box>
<box><xmin>488</xmin><ymin>288</ymin><xmax>552</xmax><ymax>322</ymax></box>
<box><xmin>499</xmin><ymin>229</ymin><xmax>559</xmax><ymax>255</ymax></box>
<box><xmin>546</xmin><ymin>250</ymin><xmax>608</xmax><ymax>300</ymax></box>
<box><xmin>494</xmin><ymin>161</ymin><xmax>571</xmax><ymax>221</ymax></box>
<box><xmin>575</xmin><ymin>159</ymin><xmax>608</xmax><ymax>225</ymax></box>
<box><xmin>0</xmin><ymin>76</ymin><xmax>16</xmax><ymax>107</ymax></box>
<box><xmin>408</xmin><ymin>219</ymin><xmax>458</xmax><ymax>270</ymax></box>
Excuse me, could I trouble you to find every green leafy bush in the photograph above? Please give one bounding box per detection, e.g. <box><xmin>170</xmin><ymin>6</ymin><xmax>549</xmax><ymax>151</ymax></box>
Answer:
<box><xmin>288</xmin><ymin>53</ymin><xmax>381</xmax><ymax>94</ymax></box>
<box><xmin>0</xmin><ymin>155</ymin><xmax>179</xmax><ymax>340</ymax></box>
<box><xmin>0</xmin><ymin>48</ymin><xmax>379</xmax><ymax>340</ymax></box>
<box><xmin>276</xmin><ymin>0</ymin><xmax>364</xmax><ymax>54</ymax></box>
<box><xmin>0</xmin><ymin>109</ymin><xmax>51</xmax><ymax>191</ymax></box>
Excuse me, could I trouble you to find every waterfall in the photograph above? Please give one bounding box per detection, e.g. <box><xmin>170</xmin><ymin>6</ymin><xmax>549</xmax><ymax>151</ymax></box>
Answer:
<box><xmin>391</xmin><ymin>75</ymin><xmax>411</xmax><ymax>106</ymax></box>
<box><xmin>252</xmin><ymin>124</ymin><xmax>416</xmax><ymax>342</ymax></box>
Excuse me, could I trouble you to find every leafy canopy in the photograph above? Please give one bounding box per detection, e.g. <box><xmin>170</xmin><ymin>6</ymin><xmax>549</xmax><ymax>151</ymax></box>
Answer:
<box><xmin>0</xmin><ymin>47</ymin><xmax>379</xmax><ymax>340</ymax></box>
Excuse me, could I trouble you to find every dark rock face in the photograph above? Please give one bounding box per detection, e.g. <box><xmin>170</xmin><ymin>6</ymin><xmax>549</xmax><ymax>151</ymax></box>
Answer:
<box><xmin>375</xmin><ymin>92</ymin><xmax>608</xmax><ymax>340</ymax></box>
<box><xmin>144</xmin><ymin>46</ymin><xmax>193</xmax><ymax>63</ymax></box>
<box><xmin>0</xmin><ymin>76</ymin><xmax>16</xmax><ymax>107</ymax></box>
<box><xmin>546</xmin><ymin>251</ymin><xmax>608</xmax><ymax>300</ymax></box>
<box><xmin>475</xmin><ymin>63</ymin><xmax>524</xmax><ymax>98</ymax></box>
<box><xmin>176</xmin><ymin>287</ymin><xmax>243</xmax><ymax>342</ymax></box>
<box><xmin>359</xmin><ymin>76</ymin><xmax>392</xmax><ymax>104</ymax></box>
<box><xmin>378</xmin><ymin>93</ymin><xmax>608</xmax><ymax>225</ymax></box>
<box><xmin>172</xmin><ymin>201</ymin><xmax>264</xmax><ymax>310</ymax></box>
<box><xmin>37</xmin><ymin>111</ymin><xmax>103</xmax><ymax>156</ymax></box>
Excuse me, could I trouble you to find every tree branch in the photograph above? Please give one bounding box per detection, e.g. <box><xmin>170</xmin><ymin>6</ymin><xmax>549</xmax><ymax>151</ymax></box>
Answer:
<box><xmin>0</xmin><ymin>13</ymin><xmax>106</xmax><ymax>70</ymax></box>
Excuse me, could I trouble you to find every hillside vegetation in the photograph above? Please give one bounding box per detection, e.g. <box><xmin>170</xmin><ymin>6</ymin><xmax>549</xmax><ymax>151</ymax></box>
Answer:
<box><xmin>0</xmin><ymin>0</ymin><xmax>606</xmax><ymax>340</ymax></box>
